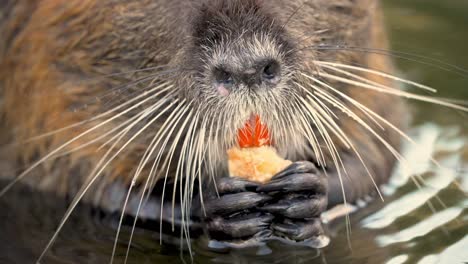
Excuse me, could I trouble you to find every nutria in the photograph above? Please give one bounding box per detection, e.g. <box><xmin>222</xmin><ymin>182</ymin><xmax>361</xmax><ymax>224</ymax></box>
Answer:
<box><xmin>3</xmin><ymin>0</ymin><xmax>461</xmax><ymax>260</ymax></box>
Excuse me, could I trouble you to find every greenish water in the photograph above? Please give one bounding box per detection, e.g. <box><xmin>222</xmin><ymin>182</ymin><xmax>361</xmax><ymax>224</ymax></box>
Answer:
<box><xmin>1</xmin><ymin>1</ymin><xmax>467</xmax><ymax>263</ymax></box>
<box><xmin>383</xmin><ymin>0</ymin><xmax>468</xmax><ymax>125</ymax></box>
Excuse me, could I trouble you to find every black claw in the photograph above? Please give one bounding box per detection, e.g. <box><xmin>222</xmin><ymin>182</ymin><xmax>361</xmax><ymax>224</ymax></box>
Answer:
<box><xmin>261</xmin><ymin>195</ymin><xmax>327</xmax><ymax>219</ymax></box>
<box><xmin>272</xmin><ymin>161</ymin><xmax>318</xmax><ymax>179</ymax></box>
<box><xmin>205</xmin><ymin>192</ymin><xmax>271</xmax><ymax>217</ymax></box>
<box><xmin>272</xmin><ymin>218</ymin><xmax>324</xmax><ymax>241</ymax></box>
<box><xmin>252</xmin><ymin>229</ymin><xmax>273</xmax><ymax>241</ymax></box>
<box><xmin>257</xmin><ymin>173</ymin><xmax>327</xmax><ymax>194</ymax></box>
<box><xmin>216</xmin><ymin>177</ymin><xmax>260</xmax><ymax>194</ymax></box>
<box><xmin>207</xmin><ymin>213</ymin><xmax>274</xmax><ymax>239</ymax></box>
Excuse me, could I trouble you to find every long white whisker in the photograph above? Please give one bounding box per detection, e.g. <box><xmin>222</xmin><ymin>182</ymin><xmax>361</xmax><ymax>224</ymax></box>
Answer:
<box><xmin>25</xmin><ymin>81</ymin><xmax>172</xmax><ymax>143</ymax></box>
<box><xmin>302</xmin><ymin>73</ymin><xmax>448</xmax><ymax>205</ymax></box>
<box><xmin>305</xmin><ymin>70</ymin><xmax>466</xmax><ymax>206</ymax></box>
<box><xmin>178</xmin><ymin>109</ymin><xmax>201</xmax><ymax>232</ymax></box>
<box><xmin>37</xmin><ymin>97</ymin><xmax>177</xmax><ymax>264</ymax></box>
<box><xmin>304</xmin><ymin>72</ymin><xmax>444</xmax><ymax>173</ymax></box>
<box><xmin>294</xmin><ymin>93</ymin><xmax>349</xmax><ymax>208</ymax></box>
<box><xmin>123</xmin><ymin>104</ymin><xmax>194</xmax><ymax>264</ymax></box>
<box><xmin>299</xmin><ymin>94</ymin><xmax>350</xmax><ymax>176</ymax></box>
<box><xmin>189</xmin><ymin>113</ymin><xmax>209</xmax><ymax>243</ymax></box>
<box><xmin>318</xmin><ymin>72</ymin><xmax>468</xmax><ymax>111</ymax></box>
<box><xmin>297</xmin><ymin>79</ymin><xmax>387</xmax><ymax>197</ymax></box>
<box><xmin>290</xmin><ymin>96</ymin><xmax>327</xmax><ymax>167</ymax></box>
<box><xmin>206</xmin><ymin>108</ymin><xmax>219</xmax><ymax>197</ymax></box>
<box><xmin>295</xmin><ymin>93</ymin><xmax>354</xmax><ymax>240</ymax></box>
<box><xmin>311</xmin><ymin>77</ymin><xmax>447</xmax><ymax>212</ymax></box>
<box><xmin>314</xmin><ymin>87</ymin><xmax>384</xmax><ymax>130</ymax></box>
<box><xmin>96</xmin><ymin>92</ymin><xmax>176</xmax><ymax>152</ymax></box>
<box><xmin>295</xmin><ymin>83</ymin><xmax>351</xmax><ymax>149</ymax></box>
<box><xmin>310</xmin><ymin>88</ymin><xmax>385</xmax><ymax>200</ymax></box>
<box><xmin>109</xmin><ymin>99</ymin><xmax>187</xmax><ymax>264</ymax></box>
<box><xmin>314</xmin><ymin>61</ymin><xmax>437</xmax><ymax>93</ymax></box>
<box><xmin>177</xmin><ymin>109</ymin><xmax>202</xmax><ymax>253</ymax></box>
<box><xmin>107</xmin><ymin>99</ymin><xmax>181</xmax><ymax>264</ymax></box>
<box><xmin>0</xmin><ymin>84</ymin><xmax>174</xmax><ymax>197</ymax></box>
<box><xmin>52</xmin><ymin>104</ymin><xmax>150</xmax><ymax>158</ymax></box>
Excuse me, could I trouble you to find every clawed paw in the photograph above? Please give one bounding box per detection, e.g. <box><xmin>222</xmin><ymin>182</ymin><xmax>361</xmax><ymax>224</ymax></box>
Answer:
<box><xmin>203</xmin><ymin>161</ymin><xmax>329</xmax><ymax>246</ymax></box>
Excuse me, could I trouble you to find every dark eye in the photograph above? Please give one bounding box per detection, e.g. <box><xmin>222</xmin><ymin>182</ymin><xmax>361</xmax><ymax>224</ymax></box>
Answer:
<box><xmin>262</xmin><ymin>61</ymin><xmax>281</xmax><ymax>81</ymax></box>
<box><xmin>213</xmin><ymin>68</ymin><xmax>234</xmax><ymax>88</ymax></box>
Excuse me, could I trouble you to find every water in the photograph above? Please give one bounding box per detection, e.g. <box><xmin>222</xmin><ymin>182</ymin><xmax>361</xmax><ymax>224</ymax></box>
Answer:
<box><xmin>1</xmin><ymin>1</ymin><xmax>467</xmax><ymax>263</ymax></box>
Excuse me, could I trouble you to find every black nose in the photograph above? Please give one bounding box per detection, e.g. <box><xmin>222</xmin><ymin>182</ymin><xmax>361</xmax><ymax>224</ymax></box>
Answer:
<box><xmin>243</xmin><ymin>60</ymin><xmax>281</xmax><ymax>87</ymax></box>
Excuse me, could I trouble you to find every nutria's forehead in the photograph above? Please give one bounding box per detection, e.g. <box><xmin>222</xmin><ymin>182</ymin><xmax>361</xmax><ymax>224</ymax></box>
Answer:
<box><xmin>189</xmin><ymin>0</ymin><xmax>296</xmax><ymax>71</ymax></box>
<box><xmin>191</xmin><ymin>0</ymin><xmax>293</xmax><ymax>49</ymax></box>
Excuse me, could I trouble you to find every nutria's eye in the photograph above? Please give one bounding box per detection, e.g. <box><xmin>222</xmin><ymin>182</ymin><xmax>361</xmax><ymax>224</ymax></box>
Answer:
<box><xmin>262</xmin><ymin>61</ymin><xmax>281</xmax><ymax>82</ymax></box>
<box><xmin>213</xmin><ymin>68</ymin><xmax>234</xmax><ymax>89</ymax></box>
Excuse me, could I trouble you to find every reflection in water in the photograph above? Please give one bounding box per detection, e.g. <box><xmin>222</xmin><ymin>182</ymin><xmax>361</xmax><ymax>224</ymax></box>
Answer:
<box><xmin>376</xmin><ymin>207</ymin><xmax>462</xmax><ymax>246</ymax></box>
<box><xmin>386</xmin><ymin>255</ymin><xmax>409</xmax><ymax>264</ymax></box>
<box><xmin>362</xmin><ymin>124</ymin><xmax>463</xmax><ymax>230</ymax></box>
<box><xmin>419</xmin><ymin>236</ymin><xmax>468</xmax><ymax>264</ymax></box>
<box><xmin>1</xmin><ymin>0</ymin><xmax>467</xmax><ymax>263</ymax></box>
<box><xmin>360</xmin><ymin>124</ymin><xmax>467</xmax><ymax>264</ymax></box>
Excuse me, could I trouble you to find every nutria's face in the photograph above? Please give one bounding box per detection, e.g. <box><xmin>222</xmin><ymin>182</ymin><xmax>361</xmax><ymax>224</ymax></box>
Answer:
<box><xmin>179</xmin><ymin>1</ymin><xmax>310</xmax><ymax>159</ymax></box>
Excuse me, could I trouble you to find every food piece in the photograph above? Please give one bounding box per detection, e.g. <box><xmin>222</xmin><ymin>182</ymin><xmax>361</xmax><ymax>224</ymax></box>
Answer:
<box><xmin>228</xmin><ymin>114</ymin><xmax>291</xmax><ymax>183</ymax></box>
<box><xmin>228</xmin><ymin>146</ymin><xmax>292</xmax><ymax>183</ymax></box>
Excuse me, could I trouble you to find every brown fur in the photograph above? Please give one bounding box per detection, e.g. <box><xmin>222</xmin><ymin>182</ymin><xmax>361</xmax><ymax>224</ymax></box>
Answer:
<box><xmin>0</xmin><ymin>0</ymin><xmax>403</xmax><ymax>207</ymax></box>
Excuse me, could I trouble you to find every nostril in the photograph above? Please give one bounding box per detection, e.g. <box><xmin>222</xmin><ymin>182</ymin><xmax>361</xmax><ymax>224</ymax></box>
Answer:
<box><xmin>213</xmin><ymin>68</ymin><xmax>234</xmax><ymax>88</ymax></box>
<box><xmin>213</xmin><ymin>68</ymin><xmax>235</xmax><ymax>96</ymax></box>
<box><xmin>262</xmin><ymin>61</ymin><xmax>281</xmax><ymax>83</ymax></box>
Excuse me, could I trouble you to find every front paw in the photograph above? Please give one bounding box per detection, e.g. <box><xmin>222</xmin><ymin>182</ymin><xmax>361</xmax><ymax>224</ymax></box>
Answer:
<box><xmin>203</xmin><ymin>161</ymin><xmax>328</xmax><ymax>244</ymax></box>
<box><xmin>259</xmin><ymin>161</ymin><xmax>328</xmax><ymax>241</ymax></box>
<box><xmin>204</xmin><ymin>177</ymin><xmax>273</xmax><ymax>242</ymax></box>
